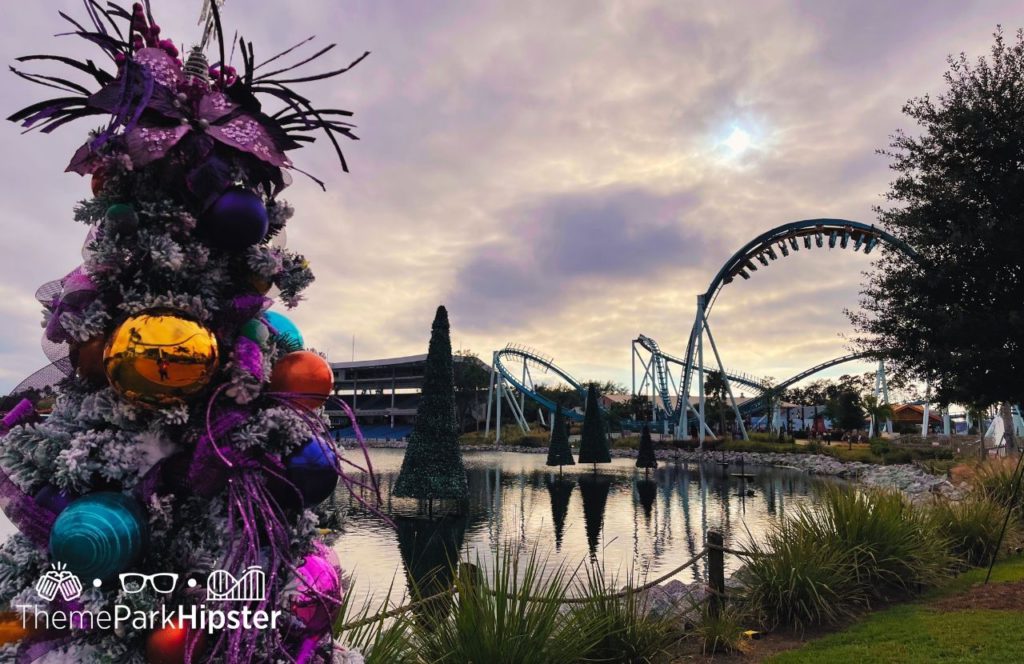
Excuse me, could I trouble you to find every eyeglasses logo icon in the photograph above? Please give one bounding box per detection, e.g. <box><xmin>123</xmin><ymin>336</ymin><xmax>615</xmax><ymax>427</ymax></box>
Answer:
<box><xmin>119</xmin><ymin>572</ymin><xmax>179</xmax><ymax>594</ymax></box>
<box><xmin>35</xmin><ymin>563</ymin><xmax>83</xmax><ymax>602</ymax></box>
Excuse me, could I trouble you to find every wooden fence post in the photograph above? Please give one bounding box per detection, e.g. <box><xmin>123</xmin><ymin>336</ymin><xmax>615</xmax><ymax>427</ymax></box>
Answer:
<box><xmin>707</xmin><ymin>529</ymin><xmax>725</xmax><ymax>618</ymax></box>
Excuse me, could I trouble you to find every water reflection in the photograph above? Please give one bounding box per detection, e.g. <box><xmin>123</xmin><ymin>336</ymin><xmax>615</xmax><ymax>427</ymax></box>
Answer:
<box><xmin>545</xmin><ymin>479</ymin><xmax>574</xmax><ymax>550</ymax></box>
<box><xmin>334</xmin><ymin>450</ymin><xmax>836</xmax><ymax>605</ymax></box>
<box><xmin>396</xmin><ymin>514</ymin><xmax>468</xmax><ymax>623</ymax></box>
<box><xmin>578</xmin><ymin>473</ymin><xmax>612</xmax><ymax>560</ymax></box>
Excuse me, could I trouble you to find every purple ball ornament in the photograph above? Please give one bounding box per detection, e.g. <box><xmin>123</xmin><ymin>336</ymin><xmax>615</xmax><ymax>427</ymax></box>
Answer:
<box><xmin>286</xmin><ymin>551</ymin><xmax>342</xmax><ymax>635</ymax></box>
<box><xmin>201</xmin><ymin>187</ymin><xmax>269</xmax><ymax>250</ymax></box>
<box><xmin>34</xmin><ymin>484</ymin><xmax>77</xmax><ymax>515</ymax></box>
<box><xmin>284</xmin><ymin>438</ymin><xmax>339</xmax><ymax>507</ymax></box>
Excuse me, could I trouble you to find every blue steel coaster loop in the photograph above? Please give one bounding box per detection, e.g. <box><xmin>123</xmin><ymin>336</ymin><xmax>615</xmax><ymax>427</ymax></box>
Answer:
<box><xmin>489</xmin><ymin>345</ymin><xmax>590</xmax><ymax>429</ymax></box>
<box><xmin>675</xmin><ymin>219</ymin><xmax>921</xmax><ymax>440</ymax></box>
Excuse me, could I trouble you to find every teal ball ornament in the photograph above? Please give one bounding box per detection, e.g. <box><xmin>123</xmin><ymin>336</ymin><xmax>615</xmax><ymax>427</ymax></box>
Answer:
<box><xmin>201</xmin><ymin>187</ymin><xmax>269</xmax><ymax>250</ymax></box>
<box><xmin>49</xmin><ymin>492</ymin><xmax>147</xmax><ymax>582</ymax></box>
<box><xmin>105</xmin><ymin>203</ymin><xmax>139</xmax><ymax>237</ymax></box>
<box><xmin>263</xmin><ymin>311</ymin><xmax>304</xmax><ymax>352</ymax></box>
<box><xmin>239</xmin><ymin>318</ymin><xmax>271</xmax><ymax>347</ymax></box>
<box><xmin>285</xmin><ymin>438</ymin><xmax>339</xmax><ymax>507</ymax></box>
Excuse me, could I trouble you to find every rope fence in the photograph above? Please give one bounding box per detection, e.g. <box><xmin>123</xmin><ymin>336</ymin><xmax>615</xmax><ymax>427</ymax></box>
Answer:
<box><xmin>338</xmin><ymin>530</ymin><xmax>760</xmax><ymax>632</ymax></box>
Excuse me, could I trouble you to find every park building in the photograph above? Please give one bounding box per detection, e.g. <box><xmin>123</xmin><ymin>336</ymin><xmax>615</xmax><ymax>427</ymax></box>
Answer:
<box><xmin>326</xmin><ymin>353</ymin><xmax>491</xmax><ymax>440</ymax></box>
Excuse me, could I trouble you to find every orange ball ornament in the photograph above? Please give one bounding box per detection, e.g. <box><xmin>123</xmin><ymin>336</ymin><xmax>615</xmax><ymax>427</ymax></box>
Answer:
<box><xmin>70</xmin><ymin>336</ymin><xmax>108</xmax><ymax>384</ymax></box>
<box><xmin>269</xmin><ymin>351</ymin><xmax>333</xmax><ymax>410</ymax></box>
<box><xmin>145</xmin><ymin>619</ymin><xmax>207</xmax><ymax>664</ymax></box>
<box><xmin>90</xmin><ymin>170</ymin><xmax>107</xmax><ymax>197</ymax></box>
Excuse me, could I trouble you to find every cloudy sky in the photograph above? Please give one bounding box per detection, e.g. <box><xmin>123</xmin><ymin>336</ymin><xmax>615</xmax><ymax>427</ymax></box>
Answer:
<box><xmin>0</xmin><ymin>1</ymin><xmax>1016</xmax><ymax>393</ymax></box>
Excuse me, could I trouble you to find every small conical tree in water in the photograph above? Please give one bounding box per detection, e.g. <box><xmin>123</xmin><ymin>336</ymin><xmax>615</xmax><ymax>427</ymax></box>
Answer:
<box><xmin>578</xmin><ymin>383</ymin><xmax>611</xmax><ymax>471</ymax></box>
<box><xmin>635</xmin><ymin>423</ymin><xmax>657</xmax><ymax>477</ymax></box>
<box><xmin>394</xmin><ymin>306</ymin><xmax>468</xmax><ymax>510</ymax></box>
<box><xmin>546</xmin><ymin>404</ymin><xmax>575</xmax><ymax>474</ymax></box>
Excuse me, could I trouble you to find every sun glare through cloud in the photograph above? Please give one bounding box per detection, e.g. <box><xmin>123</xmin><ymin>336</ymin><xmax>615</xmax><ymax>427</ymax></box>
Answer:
<box><xmin>723</xmin><ymin>127</ymin><xmax>753</xmax><ymax>155</ymax></box>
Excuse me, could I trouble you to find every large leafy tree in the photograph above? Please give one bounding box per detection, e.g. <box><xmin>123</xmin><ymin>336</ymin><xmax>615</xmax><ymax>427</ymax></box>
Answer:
<box><xmin>394</xmin><ymin>306</ymin><xmax>469</xmax><ymax>501</ymax></box>
<box><xmin>578</xmin><ymin>384</ymin><xmax>611</xmax><ymax>467</ymax></box>
<box><xmin>704</xmin><ymin>370</ymin><xmax>730</xmax><ymax>437</ymax></box>
<box><xmin>825</xmin><ymin>389</ymin><xmax>866</xmax><ymax>433</ymax></box>
<box><xmin>851</xmin><ymin>29</ymin><xmax>1024</xmax><ymax>444</ymax></box>
<box><xmin>453</xmin><ymin>349</ymin><xmax>490</xmax><ymax>432</ymax></box>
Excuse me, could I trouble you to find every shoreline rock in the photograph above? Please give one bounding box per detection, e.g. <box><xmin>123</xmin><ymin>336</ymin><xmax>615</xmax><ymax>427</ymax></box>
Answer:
<box><xmin>345</xmin><ymin>438</ymin><xmax>963</xmax><ymax>500</ymax></box>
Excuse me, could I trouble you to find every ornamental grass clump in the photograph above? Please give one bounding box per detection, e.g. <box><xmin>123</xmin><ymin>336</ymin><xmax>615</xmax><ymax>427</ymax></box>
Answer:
<box><xmin>972</xmin><ymin>458</ymin><xmax>1024</xmax><ymax>520</ymax></box>
<box><xmin>805</xmin><ymin>486</ymin><xmax>952</xmax><ymax>598</ymax></box>
<box><xmin>411</xmin><ymin>548</ymin><xmax>607</xmax><ymax>664</ymax></box>
<box><xmin>693</xmin><ymin>601</ymin><xmax>746</xmax><ymax>655</ymax></box>
<box><xmin>743</xmin><ymin>486</ymin><xmax>952</xmax><ymax>631</ymax></box>
<box><xmin>334</xmin><ymin>580</ymin><xmax>414</xmax><ymax>664</ymax></box>
<box><xmin>742</xmin><ymin>516</ymin><xmax>866</xmax><ymax>632</ymax></box>
<box><xmin>570</xmin><ymin>565</ymin><xmax>681</xmax><ymax>663</ymax></box>
<box><xmin>928</xmin><ymin>495</ymin><xmax>1016</xmax><ymax>568</ymax></box>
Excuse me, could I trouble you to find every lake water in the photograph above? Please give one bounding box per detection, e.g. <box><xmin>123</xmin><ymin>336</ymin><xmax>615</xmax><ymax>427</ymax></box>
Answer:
<box><xmin>331</xmin><ymin>449</ymin><xmax>838</xmax><ymax>606</ymax></box>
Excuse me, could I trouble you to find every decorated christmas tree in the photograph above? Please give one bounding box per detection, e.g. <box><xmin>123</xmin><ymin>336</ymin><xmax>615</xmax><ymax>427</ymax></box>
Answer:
<box><xmin>635</xmin><ymin>423</ymin><xmax>657</xmax><ymax>476</ymax></box>
<box><xmin>393</xmin><ymin>306</ymin><xmax>468</xmax><ymax>503</ymax></box>
<box><xmin>0</xmin><ymin>3</ymin><xmax>380</xmax><ymax>662</ymax></box>
<box><xmin>577</xmin><ymin>384</ymin><xmax>610</xmax><ymax>469</ymax></box>
<box><xmin>544</xmin><ymin>404</ymin><xmax>574</xmax><ymax>472</ymax></box>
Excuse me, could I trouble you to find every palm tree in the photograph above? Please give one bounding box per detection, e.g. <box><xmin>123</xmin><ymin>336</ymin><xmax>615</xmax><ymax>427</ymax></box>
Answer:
<box><xmin>862</xmin><ymin>394</ymin><xmax>893</xmax><ymax>439</ymax></box>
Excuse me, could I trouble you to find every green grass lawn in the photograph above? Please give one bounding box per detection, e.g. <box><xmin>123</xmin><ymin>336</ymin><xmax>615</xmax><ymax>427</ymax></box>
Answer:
<box><xmin>768</xmin><ymin>557</ymin><xmax>1024</xmax><ymax>664</ymax></box>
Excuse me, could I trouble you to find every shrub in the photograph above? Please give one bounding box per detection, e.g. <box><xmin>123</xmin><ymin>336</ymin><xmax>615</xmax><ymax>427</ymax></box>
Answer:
<box><xmin>882</xmin><ymin>449</ymin><xmax>914</xmax><ymax>465</ymax></box>
<box><xmin>928</xmin><ymin>496</ymin><xmax>1017</xmax><ymax>567</ymax></box>
<box><xmin>870</xmin><ymin>439</ymin><xmax>890</xmax><ymax>456</ymax></box>
<box><xmin>723</xmin><ymin>440</ymin><xmax>801</xmax><ymax>455</ymax></box>
<box><xmin>570</xmin><ymin>566</ymin><xmax>681</xmax><ymax>663</ymax></box>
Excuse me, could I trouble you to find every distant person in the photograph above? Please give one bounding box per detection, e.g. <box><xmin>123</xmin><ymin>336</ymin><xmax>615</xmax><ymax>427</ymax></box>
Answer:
<box><xmin>157</xmin><ymin>357</ymin><xmax>170</xmax><ymax>382</ymax></box>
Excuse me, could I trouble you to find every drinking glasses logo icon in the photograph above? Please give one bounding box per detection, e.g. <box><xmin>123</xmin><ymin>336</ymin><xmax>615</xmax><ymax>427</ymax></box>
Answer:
<box><xmin>119</xmin><ymin>572</ymin><xmax>179</xmax><ymax>594</ymax></box>
<box><xmin>207</xmin><ymin>566</ymin><xmax>266</xmax><ymax>602</ymax></box>
<box><xmin>35</xmin><ymin>563</ymin><xmax>83</xmax><ymax>602</ymax></box>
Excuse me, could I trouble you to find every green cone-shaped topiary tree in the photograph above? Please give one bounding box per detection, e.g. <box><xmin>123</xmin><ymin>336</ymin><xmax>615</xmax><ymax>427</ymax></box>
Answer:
<box><xmin>636</xmin><ymin>423</ymin><xmax>658</xmax><ymax>476</ymax></box>
<box><xmin>546</xmin><ymin>404</ymin><xmax>575</xmax><ymax>472</ymax></box>
<box><xmin>394</xmin><ymin>306</ymin><xmax>468</xmax><ymax>501</ymax></box>
<box><xmin>578</xmin><ymin>383</ymin><xmax>611</xmax><ymax>469</ymax></box>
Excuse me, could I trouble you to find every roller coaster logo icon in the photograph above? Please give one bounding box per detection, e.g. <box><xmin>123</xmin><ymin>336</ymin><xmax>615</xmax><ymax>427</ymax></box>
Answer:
<box><xmin>205</xmin><ymin>566</ymin><xmax>266</xmax><ymax>602</ymax></box>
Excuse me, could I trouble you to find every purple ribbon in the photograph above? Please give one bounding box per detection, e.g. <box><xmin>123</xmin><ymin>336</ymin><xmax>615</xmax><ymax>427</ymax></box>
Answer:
<box><xmin>0</xmin><ymin>400</ymin><xmax>57</xmax><ymax>550</ymax></box>
<box><xmin>40</xmin><ymin>267</ymin><xmax>98</xmax><ymax>346</ymax></box>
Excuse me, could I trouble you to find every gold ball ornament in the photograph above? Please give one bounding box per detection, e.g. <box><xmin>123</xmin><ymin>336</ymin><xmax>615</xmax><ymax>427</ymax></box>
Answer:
<box><xmin>104</xmin><ymin>310</ymin><xmax>219</xmax><ymax>407</ymax></box>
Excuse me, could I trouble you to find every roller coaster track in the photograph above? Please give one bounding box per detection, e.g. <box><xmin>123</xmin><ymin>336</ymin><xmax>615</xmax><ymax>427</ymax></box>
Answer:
<box><xmin>735</xmin><ymin>351</ymin><xmax>873</xmax><ymax>415</ymax></box>
<box><xmin>677</xmin><ymin>218</ymin><xmax>921</xmax><ymax>435</ymax></box>
<box><xmin>635</xmin><ymin>334</ymin><xmax>765</xmax><ymax>416</ymax></box>
<box><xmin>700</xmin><ymin>219</ymin><xmax>920</xmax><ymax>316</ymax></box>
<box><xmin>492</xmin><ymin>344</ymin><xmax>589</xmax><ymax>421</ymax></box>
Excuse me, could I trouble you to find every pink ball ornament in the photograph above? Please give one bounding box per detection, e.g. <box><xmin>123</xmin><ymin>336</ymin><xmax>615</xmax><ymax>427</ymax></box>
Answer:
<box><xmin>287</xmin><ymin>553</ymin><xmax>342</xmax><ymax>635</ymax></box>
